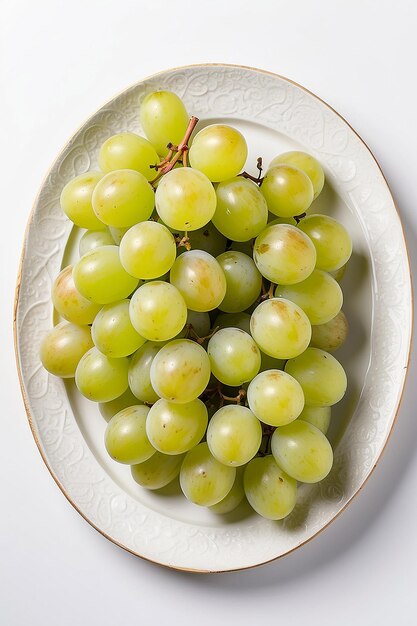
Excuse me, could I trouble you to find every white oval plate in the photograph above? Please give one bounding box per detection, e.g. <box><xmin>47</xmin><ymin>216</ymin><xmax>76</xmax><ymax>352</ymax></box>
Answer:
<box><xmin>15</xmin><ymin>64</ymin><xmax>412</xmax><ymax>573</ymax></box>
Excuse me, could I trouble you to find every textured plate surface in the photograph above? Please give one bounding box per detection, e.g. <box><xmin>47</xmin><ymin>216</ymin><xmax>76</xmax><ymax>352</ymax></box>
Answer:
<box><xmin>15</xmin><ymin>64</ymin><xmax>412</xmax><ymax>572</ymax></box>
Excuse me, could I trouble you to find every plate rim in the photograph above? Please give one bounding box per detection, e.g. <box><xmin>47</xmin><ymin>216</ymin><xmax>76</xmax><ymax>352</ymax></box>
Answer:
<box><xmin>14</xmin><ymin>62</ymin><xmax>414</xmax><ymax>574</ymax></box>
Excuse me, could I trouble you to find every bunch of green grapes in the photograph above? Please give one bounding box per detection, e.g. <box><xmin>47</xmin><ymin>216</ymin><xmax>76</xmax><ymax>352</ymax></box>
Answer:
<box><xmin>40</xmin><ymin>90</ymin><xmax>353</xmax><ymax>521</ymax></box>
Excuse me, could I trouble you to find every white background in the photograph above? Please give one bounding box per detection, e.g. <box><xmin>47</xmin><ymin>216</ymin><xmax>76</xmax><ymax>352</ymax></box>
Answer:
<box><xmin>1</xmin><ymin>1</ymin><xmax>417</xmax><ymax>624</ymax></box>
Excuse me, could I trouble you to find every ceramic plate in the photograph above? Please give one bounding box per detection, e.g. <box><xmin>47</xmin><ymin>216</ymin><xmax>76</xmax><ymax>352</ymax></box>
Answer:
<box><xmin>15</xmin><ymin>64</ymin><xmax>412</xmax><ymax>572</ymax></box>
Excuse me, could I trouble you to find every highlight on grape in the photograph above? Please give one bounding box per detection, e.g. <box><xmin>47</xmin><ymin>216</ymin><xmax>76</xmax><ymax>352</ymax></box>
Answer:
<box><xmin>40</xmin><ymin>90</ymin><xmax>353</xmax><ymax>521</ymax></box>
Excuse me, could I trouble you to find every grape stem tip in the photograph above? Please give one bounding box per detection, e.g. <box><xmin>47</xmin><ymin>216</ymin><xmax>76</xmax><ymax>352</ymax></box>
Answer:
<box><xmin>240</xmin><ymin>157</ymin><xmax>264</xmax><ymax>184</ymax></box>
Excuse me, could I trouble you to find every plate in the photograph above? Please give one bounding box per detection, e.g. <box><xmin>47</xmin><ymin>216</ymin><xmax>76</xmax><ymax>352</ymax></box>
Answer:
<box><xmin>14</xmin><ymin>64</ymin><xmax>412</xmax><ymax>572</ymax></box>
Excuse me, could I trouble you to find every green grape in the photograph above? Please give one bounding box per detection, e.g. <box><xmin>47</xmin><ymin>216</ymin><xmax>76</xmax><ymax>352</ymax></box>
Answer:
<box><xmin>185</xmin><ymin>310</ymin><xmax>211</xmax><ymax>338</ymax></box>
<box><xmin>275</xmin><ymin>269</ymin><xmax>343</xmax><ymax>325</ymax></box>
<box><xmin>92</xmin><ymin>299</ymin><xmax>146</xmax><ymax>357</ymax></box>
<box><xmin>180</xmin><ymin>442</ymin><xmax>236</xmax><ymax>506</ymax></box>
<box><xmin>298</xmin><ymin>405</ymin><xmax>331</xmax><ymax>435</ymax></box>
<box><xmin>128</xmin><ymin>342</ymin><xmax>161</xmax><ymax>403</ymax></box>
<box><xmin>52</xmin><ymin>265</ymin><xmax>101</xmax><ymax>325</ymax></box>
<box><xmin>131</xmin><ymin>452</ymin><xmax>185</xmax><ymax>490</ymax></box>
<box><xmin>216</xmin><ymin>251</ymin><xmax>262</xmax><ymax>313</ymax></box>
<box><xmin>270</xmin><ymin>151</ymin><xmax>325</xmax><ymax>199</ymax></box>
<box><xmin>329</xmin><ymin>263</ymin><xmax>347</xmax><ymax>283</ymax></box>
<box><xmin>247</xmin><ymin>370</ymin><xmax>304</xmax><ymax>427</ymax></box>
<box><xmin>169</xmin><ymin>250</ymin><xmax>226</xmax><ymax>312</ymax></box>
<box><xmin>298</xmin><ymin>214</ymin><xmax>352</xmax><ymax>271</ymax></box>
<box><xmin>99</xmin><ymin>132</ymin><xmax>159</xmax><ymax>180</ymax></box>
<box><xmin>207</xmin><ymin>328</ymin><xmax>260</xmax><ymax>386</ymax></box>
<box><xmin>207</xmin><ymin>405</ymin><xmax>262</xmax><ymax>467</ymax></box>
<box><xmin>92</xmin><ymin>169</ymin><xmax>154</xmax><ymax>228</ymax></box>
<box><xmin>285</xmin><ymin>347</ymin><xmax>347</xmax><ymax>406</ymax></box>
<box><xmin>140</xmin><ymin>90</ymin><xmax>189</xmax><ymax>156</ymax></box>
<box><xmin>155</xmin><ymin>167</ymin><xmax>216</xmax><ymax>231</ymax></box>
<box><xmin>259</xmin><ymin>351</ymin><xmax>285</xmax><ymax>372</ymax></box>
<box><xmin>129</xmin><ymin>281</ymin><xmax>187</xmax><ymax>341</ymax></box>
<box><xmin>214</xmin><ymin>312</ymin><xmax>251</xmax><ymax>334</ymax></box>
<box><xmin>212</xmin><ymin>177</ymin><xmax>268</xmax><ymax>241</ymax></box>
<box><xmin>260</xmin><ymin>165</ymin><xmax>314</xmax><ymax>217</ymax></box>
<box><xmin>250</xmin><ymin>298</ymin><xmax>311</xmax><ymax>359</ymax></box>
<box><xmin>109</xmin><ymin>225</ymin><xmax>129</xmax><ymax>245</ymax></box>
<box><xmin>310</xmin><ymin>310</ymin><xmax>348</xmax><ymax>352</ymax></box>
<box><xmin>119</xmin><ymin>221</ymin><xmax>176</xmax><ymax>279</ymax></box>
<box><xmin>99</xmin><ymin>388</ymin><xmax>141</xmax><ymax>422</ymax></box>
<box><xmin>271</xmin><ymin>420</ymin><xmax>333</xmax><ymax>483</ymax></box>
<box><xmin>60</xmin><ymin>171</ymin><xmax>104</xmax><ymax>230</ymax></box>
<box><xmin>244</xmin><ymin>456</ymin><xmax>297</xmax><ymax>520</ymax></box>
<box><xmin>75</xmin><ymin>347</ymin><xmax>129</xmax><ymax>402</ymax></box>
<box><xmin>73</xmin><ymin>245</ymin><xmax>139</xmax><ymax>304</ymax></box>
<box><xmin>209</xmin><ymin>467</ymin><xmax>245</xmax><ymax>514</ymax></box>
<box><xmin>253</xmin><ymin>224</ymin><xmax>316</xmax><ymax>284</ymax></box>
<box><xmin>105</xmin><ymin>405</ymin><xmax>155</xmax><ymax>464</ymax></box>
<box><xmin>79</xmin><ymin>229</ymin><xmax>115</xmax><ymax>256</ymax></box>
<box><xmin>189</xmin><ymin>125</ymin><xmax>248</xmax><ymax>182</ymax></box>
<box><xmin>40</xmin><ymin>322</ymin><xmax>93</xmax><ymax>378</ymax></box>
<box><xmin>146</xmin><ymin>398</ymin><xmax>208</xmax><ymax>455</ymax></box>
<box><xmin>150</xmin><ymin>339</ymin><xmax>211</xmax><ymax>404</ymax></box>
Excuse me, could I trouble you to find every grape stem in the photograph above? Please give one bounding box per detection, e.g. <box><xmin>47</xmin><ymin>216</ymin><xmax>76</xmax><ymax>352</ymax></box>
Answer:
<box><xmin>150</xmin><ymin>116</ymin><xmax>199</xmax><ymax>187</ymax></box>
<box><xmin>220</xmin><ymin>388</ymin><xmax>246</xmax><ymax>405</ymax></box>
<box><xmin>266</xmin><ymin>282</ymin><xmax>276</xmax><ymax>299</ymax></box>
<box><xmin>260</xmin><ymin>280</ymin><xmax>276</xmax><ymax>301</ymax></box>
<box><xmin>175</xmin><ymin>232</ymin><xmax>191</xmax><ymax>250</ymax></box>
<box><xmin>294</xmin><ymin>212</ymin><xmax>306</xmax><ymax>224</ymax></box>
<box><xmin>240</xmin><ymin>157</ymin><xmax>264</xmax><ymax>185</ymax></box>
<box><xmin>257</xmin><ymin>157</ymin><xmax>263</xmax><ymax>177</ymax></box>
<box><xmin>216</xmin><ymin>385</ymin><xmax>246</xmax><ymax>408</ymax></box>
<box><xmin>200</xmin><ymin>383</ymin><xmax>246</xmax><ymax>410</ymax></box>
<box><xmin>185</xmin><ymin>324</ymin><xmax>219</xmax><ymax>345</ymax></box>
<box><xmin>151</xmin><ymin>145</ymin><xmax>174</xmax><ymax>169</ymax></box>
<box><xmin>241</xmin><ymin>171</ymin><xmax>264</xmax><ymax>184</ymax></box>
